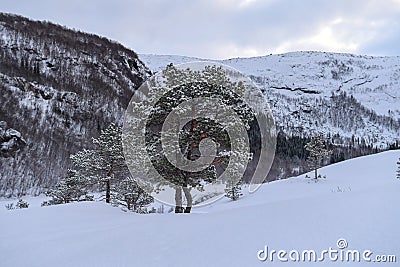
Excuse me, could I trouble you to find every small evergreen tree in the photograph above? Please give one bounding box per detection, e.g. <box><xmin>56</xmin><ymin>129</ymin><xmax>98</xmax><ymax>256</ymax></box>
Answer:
<box><xmin>71</xmin><ymin>124</ymin><xmax>127</xmax><ymax>203</ymax></box>
<box><xmin>397</xmin><ymin>158</ymin><xmax>400</xmax><ymax>179</ymax></box>
<box><xmin>5</xmin><ymin>199</ymin><xmax>30</xmax><ymax>210</ymax></box>
<box><xmin>43</xmin><ymin>169</ymin><xmax>92</xmax><ymax>205</ymax></box>
<box><xmin>112</xmin><ymin>177</ymin><xmax>153</xmax><ymax>212</ymax></box>
<box><xmin>225</xmin><ymin>180</ymin><xmax>243</xmax><ymax>201</ymax></box>
<box><xmin>305</xmin><ymin>134</ymin><xmax>332</xmax><ymax>180</ymax></box>
<box><xmin>71</xmin><ymin>124</ymin><xmax>152</xmax><ymax>206</ymax></box>
<box><xmin>15</xmin><ymin>199</ymin><xmax>29</xmax><ymax>209</ymax></box>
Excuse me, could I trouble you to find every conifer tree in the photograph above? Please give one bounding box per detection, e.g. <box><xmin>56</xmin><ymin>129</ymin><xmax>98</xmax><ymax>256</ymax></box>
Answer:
<box><xmin>397</xmin><ymin>158</ymin><xmax>400</xmax><ymax>179</ymax></box>
<box><xmin>71</xmin><ymin>124</ymin><xmax>131</xmax><ymax>203</ymax></box>
<box><xmin>136</xmin><ymin>64</ymin><xmax>255</xmax><ymax>212</ymax></box>
<box><xmin>43</xmin><ymin>169</ymin><xmax>92</xmax><ymax>205</ymax></box>
<box><xmin>112</xmin><ymin>177</ymin><xmax>153</xmax><ymax>211</ymax></box>
<box><xmin>16</xmin><ymin>199</ymin><xmax>29</xmax><ymax>209</ymax></box>
<box><xmin>70</xmin><ymin>124</ymin><xmax>153</xmax><ymax>208</ymax></box>
<box><xmin>305</xmin><ymin>134</ymin><xmax>332</xmax><ymax>180</ymax></box>
<box><xmin>225</xmin><ymin>179</ymin><xmax>243</xmax><ymax>201</ymax></box>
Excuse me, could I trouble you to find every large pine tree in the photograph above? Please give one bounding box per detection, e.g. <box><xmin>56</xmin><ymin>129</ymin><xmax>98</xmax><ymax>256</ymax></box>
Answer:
<box><xmin>127</xmin><ymin>64</ymin><xmax>255</xmax><ymax>213</ymax></box>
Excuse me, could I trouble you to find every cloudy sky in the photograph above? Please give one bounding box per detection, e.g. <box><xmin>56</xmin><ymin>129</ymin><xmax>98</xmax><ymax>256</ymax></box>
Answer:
<box><xmin>1</xmin><ymin>0</ymin><xmax>400</xmax><ymax>59</ymax></box>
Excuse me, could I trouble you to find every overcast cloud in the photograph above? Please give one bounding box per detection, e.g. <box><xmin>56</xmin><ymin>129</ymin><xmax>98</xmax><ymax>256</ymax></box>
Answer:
<box><xmin>1</xmin><ymin>0</ymin><xmax>399</xmax><ymax>59</ymax></box>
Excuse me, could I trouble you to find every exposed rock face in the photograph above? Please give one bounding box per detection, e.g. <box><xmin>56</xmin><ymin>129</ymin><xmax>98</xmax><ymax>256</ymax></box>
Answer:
<box><xmin>0</xmin><ymin>121</ymin><xmax>26</xmax><ymax>157</ymax></box>
<box><xmin>0</xmin><ymin>13</ymin><xmax>151</xmax><ymax>196</ymax></box>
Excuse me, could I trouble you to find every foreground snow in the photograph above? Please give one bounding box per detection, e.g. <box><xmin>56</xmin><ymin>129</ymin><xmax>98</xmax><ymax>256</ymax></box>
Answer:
<box><xmin>1</xmin><ymin>150</ymin><xmax>399</xmax><ymax>266</ymax></box>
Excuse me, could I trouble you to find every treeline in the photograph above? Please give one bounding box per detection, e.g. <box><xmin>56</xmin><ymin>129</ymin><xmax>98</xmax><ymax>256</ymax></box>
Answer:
<box><xmin>268</xmin><ymin>90</ymin><xmax>400</xmax><ymax>148</ymax></box>
<box><xmin>264</xmin><ymin>130</ymin><xmax>394</xmax><ymax>181</ymax></box>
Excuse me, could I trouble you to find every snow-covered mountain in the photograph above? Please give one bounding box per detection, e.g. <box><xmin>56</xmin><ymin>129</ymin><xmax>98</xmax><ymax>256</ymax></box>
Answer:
<box><xmin>2</xmin><ymin>150</ymin><xmax>399</xmax><ymax>267</ymax></box>
<box><xmin>0</xmin><ymin>13</ymin><xmax>150</xmax><ymax>196</ymax></box>
<box><xmin>1</xmin><ymin>12</ymin><xmax>398</xmax><ymax>197</ymax></box>
<box><xmin>140</xmin><ymin>52</ymin><xmax>400</xmax><ymax>148</ymax></box>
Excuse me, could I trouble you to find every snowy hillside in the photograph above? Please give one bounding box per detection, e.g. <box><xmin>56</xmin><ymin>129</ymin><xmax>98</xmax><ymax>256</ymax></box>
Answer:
<box><xmin>140</xmin><ymin>52</ymin><xmax>400</xmax><ymax>148</ymax></box>
<box><xmin>140</xmin><ymin>52</ymin><xmax>400</xmax><ymax>118</ymax></box>
<box><xmin>0</xmin><ymin>13</ymin><xmax>150</xmax><ymax>196</ymax></box>
<box><xmin>2</xmin><ymin>150</ymin><xmax>399</xmax><ymax>266</ymax></box>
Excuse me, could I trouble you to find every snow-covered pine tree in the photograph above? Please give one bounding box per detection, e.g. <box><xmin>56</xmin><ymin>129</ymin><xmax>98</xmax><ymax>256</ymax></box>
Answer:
<box><xmin>397</xmin><ymin>158</ymin><xmax>400</xmax><ymax>179</ymax></box>
<box><xmin>304</xmin><ymin>134</ymin><xmax>332</xmax><ymax>180</ymax></box>
<box><xmin>140</xmin><ymin>64</ymin><xmax>255</xmax><ymax>212</ymax></box>
<box><xmin>43</xmin><ymin>169</ymin><xmax>92</xmax><ymax>205</ymax></box>
<box><xmin>70</xmin><ymin>124</ymin><xmax>127</xmax><ymax>203</ymax></box>
<box><xmin>112</xmin><ymin>177</ymin><xmax>153</xmax><ymax>212</ymax></box>
<box><xmin>224</xmin><ymin>179</ymin><xmax>243</xmax><ymax>201</ymax></box>
<box><xmin>71</xmin><ymin>124</ymin><xmax>153</xmax><ymax>205</ymax></box>
<box><xmin>15</xmin><ymin>199</ymin><xmax>29</xmax><ymax>209</ymax></box>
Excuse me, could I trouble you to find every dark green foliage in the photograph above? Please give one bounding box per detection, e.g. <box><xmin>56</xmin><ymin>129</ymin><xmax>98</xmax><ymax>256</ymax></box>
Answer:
<box><xmin>112</xmin><ymin>178</ymin><xmax>153</xmax><ymax>211</ymax></box>
<box><xmin>146</xmin><ymin>65</ymin><xmax>254</xmax><ymax>189</ymax></box>
<box><xmin>266</xmin><ymin>130</ymin><xmax>384</xmax><ymax>181</ymax></box>
<box><xmin>141</xmin><ymin>64</ymin><xmax>256</xmax><ymax>211</ymax></box>
<box><xmin>70</xmin><ymin>124</ymin><xmax>153</xmax><ymax>208</ymax></box>
<box><xmin>42</xmin><ymin>169</ymin><xmax>92</xmax><ymax>205</ymax></box>
<box><xmin>70</xmin><ymin>124</ymin><xmax>127</xmax><ymax>203</ymax></box>
<box><xmin>305</xmin><ymin>134</ymin><xmax>332</xmax><ymax>180</ymax></box>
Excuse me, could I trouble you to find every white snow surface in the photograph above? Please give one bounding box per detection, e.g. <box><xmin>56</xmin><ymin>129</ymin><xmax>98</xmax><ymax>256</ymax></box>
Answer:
<box><xmin>1</xmin><ymin>150</ymin><xmax>399</xmax><ymax>266</ymax></box>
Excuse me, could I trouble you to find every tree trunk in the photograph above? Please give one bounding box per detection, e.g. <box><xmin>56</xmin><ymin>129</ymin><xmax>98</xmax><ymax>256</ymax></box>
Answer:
<box><xmin>106</xmin><ymin>165</ymin><xmax>113</xmax><ymax>203</ymax></box>
<box><xmin>126</xmin><ymin>198</ymin><xmax>131</xmax><ymax>210</ymax></box>
<box><xmin>105</xmin><ymin>178</ymin><xmax>111</xmax><ymax>203</ymax></box>
<box><xmin>174</xmin><ymin>187</ymin><xmax>183</xmax><ymax>213</ymax></box>
<box><xmin>314</xmin><ymin>159</ymin><xmax>318</xmax><ymax>180</ymax></box>
<box><xmin>183</xmin><ymin>187</ymin><xmax>192</xmax><ymax>213</ymax></box>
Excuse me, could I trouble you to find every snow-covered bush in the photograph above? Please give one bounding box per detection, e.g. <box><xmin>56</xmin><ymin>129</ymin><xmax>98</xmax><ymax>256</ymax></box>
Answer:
<box><xmin>111</xmin><ymin>177</ymin><xmax>153</xmax><ymax>212</ymax></box>
<box><xmin>16</xmin><ymin>198</ymin><xmax>29</xmax><ymax>209</ymax></box>
<box><xmin>42</xmin><ymin>169</ymin><xmax>93</xmax><ymax>206</ymax></box>
<box><xmin>5</xmin><ymin>199</ymin><xmax>29</xmax><ymax>210</ymax></box>
<box><xmin>5</xmin><ymin>203</ymin><xmax>14</xmax><ymax>210</ymax></box>
<box><xmin>225</xmin><ymin>180</ymin><xmax>243</xmax><ymax>201</ymax></box>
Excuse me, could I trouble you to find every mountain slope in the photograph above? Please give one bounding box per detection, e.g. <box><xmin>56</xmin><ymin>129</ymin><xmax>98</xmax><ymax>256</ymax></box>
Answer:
<box><xmin>140</xmin><ymin>52</ymin><xmax>400</xmax><ymax>147</ymax></box>
<box><xmin>0</xmin><ymin>13</ymin><xmax>151</xmax><ymax>196</ymax></box>
<box><xmin>1</xmin><ymin>13</ymin><xmax>398</xmax><ymax>196</ymax></box>
<box><xmin>1</xmin><ymin>150</ymin><xmax>399</xmax><ymax>266</ymax></box>
<box><xmin>141</xmin><ymin>52</ymin><xmax>400</xmax><ymax>181</ymax></box>
<box><xmin>140</xmin><ymin>52</ymin><xmax>400</xmax><ymax>119</ymax></box>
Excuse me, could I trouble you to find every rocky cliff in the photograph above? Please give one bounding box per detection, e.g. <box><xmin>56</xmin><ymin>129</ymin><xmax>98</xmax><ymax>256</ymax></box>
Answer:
<box><xmin>0</xmin><ymin>13</ymin><xmax>151</xmax><ymax>196</ymax></box>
